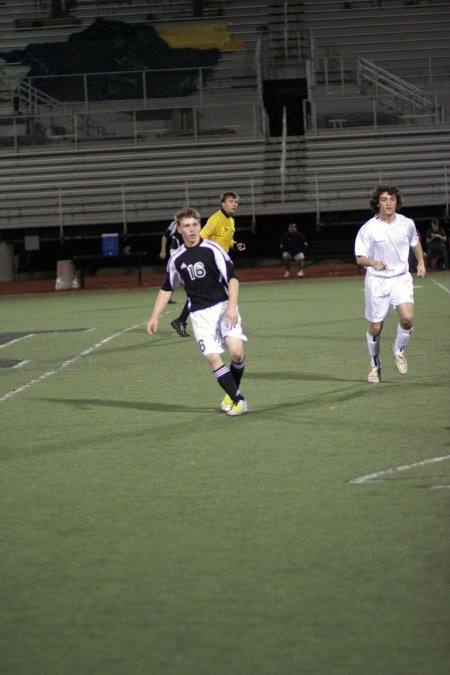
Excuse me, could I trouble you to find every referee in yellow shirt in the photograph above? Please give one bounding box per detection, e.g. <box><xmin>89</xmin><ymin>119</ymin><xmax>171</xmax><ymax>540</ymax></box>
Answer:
<box><xmin>200</xmin><ymin>192</ymin><xmax>246</xmax><ymax>254</ymax></box>
<box><xmin>171</xmin><ymin>192</ymin><xmax>246</xmax><ymax>336</ymax></box>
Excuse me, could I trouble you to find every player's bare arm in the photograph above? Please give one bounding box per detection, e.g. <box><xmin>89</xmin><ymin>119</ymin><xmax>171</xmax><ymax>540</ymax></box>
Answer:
<box><xmin>412</xmin><ymin>242</ymin><xmax>426</xmax><ymax>278</ymax></box>
<box><xmin>147</xmin><ymin>289</ymin><xmax>173</xmax><ymax>335</ymax></box>
<box><xmin>356</xmin><ymin>255</ymin><xmax>386</xmax><ymax>271</ymax></box>
<box><xmin>159</xmin><ymin>235</ymin><xmax>168</xmax><ymax>259</ymax></box>
<box><xmin>225</xmin><ymin>278</ymin><xmax>239</xmax><ymax>327</ymax></box>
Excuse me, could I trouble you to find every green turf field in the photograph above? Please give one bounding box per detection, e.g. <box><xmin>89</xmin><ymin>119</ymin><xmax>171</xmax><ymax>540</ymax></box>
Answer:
<box><xmin>1</xmin><ymin>275</ymin><xmax>449</xmax><ymax>675</ymax></box>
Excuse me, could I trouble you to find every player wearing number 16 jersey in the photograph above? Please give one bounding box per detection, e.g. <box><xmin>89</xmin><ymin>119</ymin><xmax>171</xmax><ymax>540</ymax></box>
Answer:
<box><xmin>147</xmin><ymin>207</ymin><xmax>248</xmax><ymax>416</ymax></box>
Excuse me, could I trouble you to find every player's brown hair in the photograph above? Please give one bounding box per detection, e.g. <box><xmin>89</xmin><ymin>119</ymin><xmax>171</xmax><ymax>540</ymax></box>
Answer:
<box><xmin>220</xmin><ymin>191</ymin><xmax>239</xmax><ymax>203</ymax></box>
<box><xmin>174</xmin><ymin>207</ymin><xmax>201</xmax><ymax>225</ymax></box>
<box><xmin>369</xmin><ymin>185</ymin><xmax>404</xmax><ymax>213</ymax></box>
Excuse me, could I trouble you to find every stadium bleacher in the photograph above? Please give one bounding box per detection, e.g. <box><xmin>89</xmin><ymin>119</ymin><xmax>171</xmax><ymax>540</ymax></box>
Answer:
<box><xmin>0</xmin><ymin>0</ymin><xmax>449</xmax><ymax>266</ymax></box>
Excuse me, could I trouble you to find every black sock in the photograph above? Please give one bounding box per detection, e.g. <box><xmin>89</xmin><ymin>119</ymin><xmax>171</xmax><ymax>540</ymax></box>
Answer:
<box><xmin>214</xmin><ymin>365</ymin><xmax>243</xmax><ymax>402</ymax></box>
<box><xmin>230</xmin><ymin>359</ymin><xmax>245</xmax><ymax>388</ymax></box>
<box><xmin>178</xmin><ymin>300</ymin><xmax>190</xmax><ymax>324</ymax></box>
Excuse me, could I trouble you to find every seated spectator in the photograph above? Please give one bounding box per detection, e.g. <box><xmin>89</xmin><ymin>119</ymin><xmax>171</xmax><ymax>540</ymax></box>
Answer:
<box><xmin>425</xmin><ymin>218</ymin><xmax>449</xmax><ymax>270</ymax></box>
<box><xmin>280</xmin><ymin>222</ymin><xmax>308</xmax><ymax>277</ymax></box>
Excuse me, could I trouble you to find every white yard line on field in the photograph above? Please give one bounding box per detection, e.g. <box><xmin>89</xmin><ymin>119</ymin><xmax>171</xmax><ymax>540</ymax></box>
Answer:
<box><xmin>430</xmin><ymin>278</ymin><xmax>450</xmax><ymax>295</ymax></box>
<box><xmin>348</xmin><ymin>454</ymin><xmax>450</xmax><ymax>485</ymax></box>
<box><xmin>0</xmin><ymin>334</ymin><xmax>35</xmax><ymax>349</ymax></box>
<box><xmin>0</xmin><ymin>323</ymin><xmax>144</xmax><ymax>402</ymax></box>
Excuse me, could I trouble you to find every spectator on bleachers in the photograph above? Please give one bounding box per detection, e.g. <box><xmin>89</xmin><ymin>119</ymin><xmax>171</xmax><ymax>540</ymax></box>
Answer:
<box><xmin>425</xmin><ymin>218</ymin><xmax>449</xmax><ymax>270</ymax></box>
<box><xmin>280</xmin><ymin>222</ymin><xmax>309</xmax><ymax>278</ymax></box>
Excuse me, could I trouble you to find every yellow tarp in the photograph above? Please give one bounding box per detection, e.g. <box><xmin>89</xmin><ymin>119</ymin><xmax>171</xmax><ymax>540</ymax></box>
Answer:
<box><xmin>156</xmin><ymin>23</ymin><xmax>246</xmax><ymax>51</ymax></box>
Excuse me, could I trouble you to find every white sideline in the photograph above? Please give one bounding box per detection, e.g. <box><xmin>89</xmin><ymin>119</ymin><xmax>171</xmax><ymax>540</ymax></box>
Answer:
<box><xmin>430</xmin><ymin>278</ymin><xmax>450</xmax><ymax>295</ymax></box>
<box><xmin>0</xmin><ymin>323</ymin><xmax>143</xmax><ymax>403</ymax></box>
<box><xmin>348</xmin><ymin>454</ymin><xmax>450</xmax><ymax>484</ymax></box>
<box><xmin>0</xmin><ymin>334</ymin><xmax>34</xmax><ymax>349</ymax></box>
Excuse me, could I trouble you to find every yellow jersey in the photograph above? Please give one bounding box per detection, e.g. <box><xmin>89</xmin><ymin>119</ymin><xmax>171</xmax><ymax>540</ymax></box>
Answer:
<box><xmin>200</xmin><ymin>209</ymin><xmax>236</xmax><ymax>253</ymax></box>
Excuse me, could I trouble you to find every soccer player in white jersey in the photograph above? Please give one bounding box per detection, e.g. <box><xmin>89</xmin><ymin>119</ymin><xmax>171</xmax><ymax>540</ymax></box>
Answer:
<box><xmin>354</xmin><ymin>185</ymin><xmax>426</xmax><ymax>383</ymax></box>
<box><xmin>147</xmin><ymin>207</ymin><xmax>248</xmax><ymax>416</ymax></box>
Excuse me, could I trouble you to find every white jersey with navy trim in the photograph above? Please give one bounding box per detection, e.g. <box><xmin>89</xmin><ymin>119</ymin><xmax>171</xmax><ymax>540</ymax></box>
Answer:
<box><xmin>162</xmin><ymin>238</ymin><xmax>237</xmax><ymax>312</ymax></box>
<box><xmin>354</xmin><ymin>213</ymin><xmax>419</xmax><ymax>278</ymax></box>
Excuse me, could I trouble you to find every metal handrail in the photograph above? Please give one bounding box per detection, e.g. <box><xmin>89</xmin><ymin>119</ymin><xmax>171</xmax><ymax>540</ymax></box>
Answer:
<box><xmin>15</xmin><ymin>78</ymin><xmax>107</xmax><ymax>138</ymax></box>
<box><xmin>357</xmin><ymin>57</ymin><xmax>437</xmax><ymax>113</ymax></box>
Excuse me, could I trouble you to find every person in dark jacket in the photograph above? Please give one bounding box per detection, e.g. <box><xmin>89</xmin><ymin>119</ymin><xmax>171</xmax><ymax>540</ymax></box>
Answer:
<box><xmin>280</xmin><ymin>222</ymin><xmax>309</xmax><ymax>277</ymax></box>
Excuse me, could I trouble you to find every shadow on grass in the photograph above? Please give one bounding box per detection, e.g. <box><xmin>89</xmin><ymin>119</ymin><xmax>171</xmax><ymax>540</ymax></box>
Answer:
<box><xmin>247</xmin><ymin>371</ymin><xmax>365</xmax><ymax>383</ymax></box>
<box><xmin>39</xmin><ymin>397</ymin><xmax>206</xmax><ymax>413</ymax></box>
<box><xmin>40</xmin><ymin>384</ymin><xmax>375</xmax><ymax>416</ymax></box>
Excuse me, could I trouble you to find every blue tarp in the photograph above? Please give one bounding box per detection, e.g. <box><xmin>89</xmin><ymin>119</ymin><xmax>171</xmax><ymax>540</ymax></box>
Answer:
<box><xmin>1</xmin><ymin>18</ymin><xmax>221</xmax><ymax>101</ymax></box>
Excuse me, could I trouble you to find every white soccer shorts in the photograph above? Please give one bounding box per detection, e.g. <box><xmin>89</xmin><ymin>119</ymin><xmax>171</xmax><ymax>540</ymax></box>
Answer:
<box><xmin>364</xmin><ymin>272</ymin><xmax>414</xmax><ymax>323</ymax></box>
<box><xmin>190</xmin><ymin>300</ymin><xmax>247</xmax><ymax>355</ymax></box>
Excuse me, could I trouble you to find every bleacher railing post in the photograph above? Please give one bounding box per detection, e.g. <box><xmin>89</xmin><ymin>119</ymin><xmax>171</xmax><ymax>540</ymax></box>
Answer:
<box><xmin>444</xmin><ymin>166</ymin><xmax>449</xmax><ymax>219</ymax></box>
<box><xmin>199</xmin><ymin>69</ymin><xmax>203</xmax><ymax>107</ymax></box>
<box><xmin>13</xmin><ymin>117</ymin><xmax>17</xmax><ymax>154</ymax></box>
<box><xmin>83</xmin><ymin>74</ymin><xmax>88</xmax><ymax>112</ymax></box>
<box><xmin>283</xmin><ymin>0</ymin><xmax>289</xmax><ymax>60</ymax></box>
<box><xmin>121</xmin><ymin>185</ymin><xmax>127</xmax><ymax>234</ymax></box>
<box><xmin>314</xmin><ymin>173</ymin><xmax>320</xmax><ymax>230</ymax></box>
<box><xmin>58</xmin><ymin>189</ymin><xmax>63</xmax><ymax>234</ymax></box>
<box><xmin>193</xmin><ymin>107</ymin><xmax>198</xmax><ymax>142</ymax></box>
<box><xmin>73</xmin><ymin>114</ymin><xmax>78</xmax><ymax>150</ymax></box>
<box><xmin>133</xmin><ymin>110</ymin><xmax>137</xmax><ymax>146</ymax></box>
<box><xmin>372</xmin><ymin>99</ymin><xmax>377</xmax><ymax>132</ymax></box>
<box><xmin>250</xmin><ymin>177</ymin><xmax>256</xmax><ymax>235</ymax></box>
<box><xmin>280</xmin><ymin>106</ymin><xmax>287</xmax><ymax>203</ymax></box>
<box><xmin>142</xmin><ymin>70</ymin><xmax>147</xmax><ymax>109</ymax></box>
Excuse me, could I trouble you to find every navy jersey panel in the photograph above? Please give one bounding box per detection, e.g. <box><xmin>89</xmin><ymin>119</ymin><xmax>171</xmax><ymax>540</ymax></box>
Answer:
<box><xmin>163</xmin><ymin>220</ymin><xmax>183</xmax><ymax>250</ymax></box>
<box><xmin>161</xmin><ymin>239</ymin><xmax>237</xmax><ymax>312</ymax></box>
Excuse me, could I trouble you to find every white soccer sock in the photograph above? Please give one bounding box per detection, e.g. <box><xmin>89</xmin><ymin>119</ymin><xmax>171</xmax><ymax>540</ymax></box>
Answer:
<box><xmin>394</xmin><ymin>325</ymin><xmax>412</xmax><ymax>353</ymax></box>
<box><xmin>366</xmin><ymin>332</ymin><xmax>381</xmax><ymax>367</ymax></box>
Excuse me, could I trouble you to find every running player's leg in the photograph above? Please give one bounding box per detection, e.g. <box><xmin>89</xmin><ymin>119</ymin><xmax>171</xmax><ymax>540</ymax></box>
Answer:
<box><xmin>205</xmin><ymin>352</ymin><xmax>244</xmax><ymax>405</ymax></box>
<box><xmin>191</xmin><ymin>304</ymin><xmax>245</xmax><ymax>410</ymax></box>
<box><xmin>364</xmin><ymin>276</ymin><xmax>389</xmax><ymax>382</ymax></box>
<box><xmin>226</xmin><ymin>335</ymin><xmax>245</xmax><ymax>389</ymax></box>
<box><xmin>391</xmin><ymin>274</ymin><xmax>415</xmax><ymax>374</ymax></box>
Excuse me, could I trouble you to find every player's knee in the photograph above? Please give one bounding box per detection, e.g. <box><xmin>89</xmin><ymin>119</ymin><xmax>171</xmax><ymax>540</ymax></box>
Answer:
<box><xmin>400</xmin><ymin>316</ymin><xmax>413</xmax><ymax>330</ymax></box>
<box><xmin>369</xmin><ymin>322</ymin><xmax>382</xmax><ymax>336</ymax></box>
<box><xmin>230</xmin><ymin>346</ymin><xmax>244</xmax><ymax>363</ymax></box>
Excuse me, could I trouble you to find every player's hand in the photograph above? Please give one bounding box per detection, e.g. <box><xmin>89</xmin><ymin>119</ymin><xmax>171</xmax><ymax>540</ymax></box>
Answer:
<box><xmin>236</xmin><ymin>242</ymin><xmax>246</xmax><ymax>252</ymax></box>
<box><xmin>147</xmin><ymin>318</ymin><xmax>158</xmax><ymax>335</ymax></box>
<box><xmin>416</xmin><ymin>262</ymin><xmax>426</xmax><ymax>279</ymax></box>
<box><xmin>225</xmin><ymin>308</ymin><xmax>238</xmax><ymax>328</ymax></box>
<box><xmin>159</xmin><ymin>251</ymin><xmax>166</xmax><ymax>259</ymax></box>
<box><xmin>372</xmin><ymin>260</ymin><xmax>386</xmax><ymax>271</ymax></box>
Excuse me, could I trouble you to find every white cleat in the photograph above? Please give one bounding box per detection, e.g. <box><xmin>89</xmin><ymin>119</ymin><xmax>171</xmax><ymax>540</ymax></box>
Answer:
<box><xmin>283</xmin><ymin>270</ymin><xmax>291</xmax><ymax>278</ymax></box>
<box><xmin>226</xmin><ymin>399</ymin><xmax>249</xmax><ymax>416</ymax></box>
<box><xmin>392</xmin><ymin>347</ymin><xmax>408</xmax><ymax>374</ymax></box>
<box><xmin>367</xmin><ymin>366</ymin><xmax>381</xmax><ymax>383</ymax></box>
